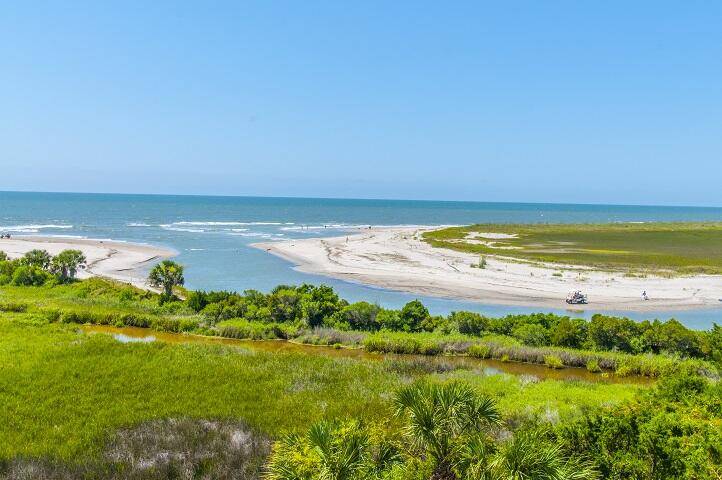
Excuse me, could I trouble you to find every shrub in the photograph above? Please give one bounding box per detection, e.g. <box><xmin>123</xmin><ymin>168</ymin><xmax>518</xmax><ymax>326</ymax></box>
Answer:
<box><xmin>364</xmin><ymin>334</ymin><xmax>422</xmax><ymax>355</ymax></box>
<box><xmin>333</xmin><ymin>302</ymin><xmax>381</xmax><ymax>331</ymax></box>
<box><xmin>217</xmin><ymin>319</ymin><xmax>295</xmax><ymax>340</ymax></box>
<box><xmin>449</xmin><ymin>311</ymin><xmax>489</xmax><ymax>336</ymax></box>
<box><xmin>418</xmin><ymin>341</ymin><xmax>442</xmax><ymax>356</ymax></box>
<box><xmin>117</xmin><ymin>288</ymin><xmax>136</xmax><ymax>303</ymax></box>
<box><xmin>150</xmin><ymin>317</ymin><xmax>198</xmax><ymax>333</ymax></box>
<box><xmin>512</xmin><ymin>323</ymin><xmax>550</xmax><ymax>347</ymax></box>
<box><xmin>60</xmin><ymin>310</ymin><xmax>112</xmax><ymax>325</ymax></box>
<box><xmin>294</xmin><ymin>327</ymin><xmax>366</xmax><ymax>346</ymax></box>
<box><xmin>398</xmin><ymin>300</ymin><xmax>429</xmax><ymax>332</ymax></box>
<box><xmin>0</xmin><ymin>274</ymin><xmax>11</xmax><ymax>285</ymax></box>
<box><xmin>186</xmin><ymin>290</ymin><xmax>208</xmax><ymax>312</ymax></box>
<box><xmin>43</xmin><ymin>309</ymin><xmax>62</xmax><ymax>322</ymax></box>
<box><xmin>544</xmin><ymin>355</ymin><xmax>564</xmax><ymax>369</ymax></box>
<box><xmin>0</xmin><ymin>302</ymin><xmax>28</xmax><ymax>312</ymax></box>
<box><xmin>376</xmin><ymin>309</ymin><xmax>402</xmax><ymax>331</ymax></box>
<box><xmin>12</xmin><ymin>265</ymin><xmax>52</xmax><ymax>286</ymax></box>
<box><xmin>467</xmin><ymin>344</ymin><xmax>491</xmax><ymax>358</ymax></box>
<box><xmin>0</xmin><ymin>259</ymin><xmax>20</xmax><ymax>278</ymax></box>
<box><xmin>586</xmin><ymin>359</ymin><xmax>602</xmax><ymax>373</ymax></box>
<box><xmin>21</xmin><ymin>249</ymin><xmax>52</xmax><ymax>269</ymax></box>
<box><xmin>550</xmin><ymin>317</ymin><xmax>587</xmax><ymax>348</ymax></box>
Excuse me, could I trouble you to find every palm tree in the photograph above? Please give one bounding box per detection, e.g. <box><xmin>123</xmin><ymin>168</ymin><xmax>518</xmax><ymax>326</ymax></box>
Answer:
<box><xmin>148</xmin><ymin>260</ymin><xmax>184</xmax><ymax>298</ymax></box>
<box><xmin>50</xmin><ymin>249</ymin><xmax>86</xmax><ymax>283</ymax></box>
<box><xmin>394</xmin><ymin>382</ymin><xmax>501</xmax><ymax>480</ymax></box>
<box><xmin>21</xmin><ymin>249</ymin><xmax>51</xmax><ymax>269</ymax></box>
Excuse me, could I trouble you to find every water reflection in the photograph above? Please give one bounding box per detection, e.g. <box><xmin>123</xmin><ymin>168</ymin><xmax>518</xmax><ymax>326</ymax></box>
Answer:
<box><xmin>113</xmin><ymin>333</ymin><xmax>156</xmax><ymax>343</ymax></box>
<box><xmin>81</xmin><ymin>325</ymin><xmax>652</xmax><ymax>386</ymax></box>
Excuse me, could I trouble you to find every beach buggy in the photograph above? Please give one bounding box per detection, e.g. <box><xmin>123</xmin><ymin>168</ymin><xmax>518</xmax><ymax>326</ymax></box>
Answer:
<box><xmin>566</xmin><ymin>290</ymin><xmax>588</xmax><ymax>305</ymax></box>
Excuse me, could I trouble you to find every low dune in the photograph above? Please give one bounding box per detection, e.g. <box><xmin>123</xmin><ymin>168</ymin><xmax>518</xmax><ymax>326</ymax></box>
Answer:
<box><xmin>254</xmin><ymin>227</ymin><xmax>722</xmax><ymax>312</ymax></box>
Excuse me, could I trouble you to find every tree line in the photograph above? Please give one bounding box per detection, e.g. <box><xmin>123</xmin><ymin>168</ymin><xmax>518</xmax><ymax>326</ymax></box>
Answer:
<box><xmin>0</xmin><ymin>249</ymin><xmax>86</xmax><ymax>286</ymax></box>
<box><xmin>182</xmin><ymin>277</ymin><xmax>720</xmax><ymax>362</ymax></box>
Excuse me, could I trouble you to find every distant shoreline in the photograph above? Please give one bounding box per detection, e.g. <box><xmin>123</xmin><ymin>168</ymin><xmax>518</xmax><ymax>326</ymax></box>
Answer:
<box><xmin>254</xmin><ymin>227</ymin><xmax>722</xmax><ymax>312</ymax></box>
<box><xmin>0</xmin><ymin>236</ymin><xmax>176</xmax><ymax>289</ymax></box>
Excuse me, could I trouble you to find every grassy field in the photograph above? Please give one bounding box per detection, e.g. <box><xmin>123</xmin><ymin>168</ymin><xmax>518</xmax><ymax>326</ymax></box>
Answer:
<box><xmin>423</xmin><ymin>222</ymin><xmax>722</xmax><ymax>274</ymax></box>
<box><xmin>0</xmin><ymin>311</ymin><xmax>641</xmax><ymax>464</ymax></box>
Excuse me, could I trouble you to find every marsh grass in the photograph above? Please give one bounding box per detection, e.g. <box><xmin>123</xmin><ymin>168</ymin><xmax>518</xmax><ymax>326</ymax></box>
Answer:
<box><xmin>0</xmin><ymin>317</ymin><xmax>399</xmax><ymax>461</ymax></box>
<box><xmin>423</xmin><ymin>222</ymin><xmax>722</xmax><ymax>274</ymax></box>
<box><xmin>293</xmin><ymin>327</ymin><xmax>367</xmax><ymax>347</ymax></box>
<box><xmin>361</xmin><ymin>330</ymin><xmax>712</xmax><ymax>378</ymax></box>
<box><xmin>0</xmin><ymin>313</ymin><xmax>646</xmax><ymax>467</ymax></box>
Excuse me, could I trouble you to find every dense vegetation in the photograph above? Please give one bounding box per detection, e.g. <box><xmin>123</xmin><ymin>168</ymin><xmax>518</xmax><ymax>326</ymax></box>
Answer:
<box><xmin>1</xmin><ymin>258</ymin><xmax>720</xmax><ymax>478</ymax></box>
<box><xmin>186</xmin><ymin>283</ymin><xmax>720</xmax><ymax>377</ymax></box>
<box><xmin>1</xmin><ymin>251</ymin><xmax>719</xmax><ymax>378</ymax></box>
<box><xmin>422</xmin><ymin>222</ymin><xmax>722</xmax><ymax>274</ymax></box>
<box><xmin>266</xmin><ymin>382</ymin><xmax>599</xmax><ymax>480</ymax></box>
<box><xmin>0</xmin><ymin>248</ymin><xmax>86</xmax><ymax>286</ymax></box>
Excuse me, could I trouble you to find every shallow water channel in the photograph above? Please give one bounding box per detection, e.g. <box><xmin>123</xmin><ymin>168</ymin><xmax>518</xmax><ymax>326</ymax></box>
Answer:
<box><xmin>81</xmin><ymin>325</ymin><xmax>652</xmax><ymax>386</ymax></box>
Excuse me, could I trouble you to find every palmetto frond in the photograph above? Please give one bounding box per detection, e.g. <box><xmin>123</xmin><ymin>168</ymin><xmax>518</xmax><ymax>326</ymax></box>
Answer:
<box><xmin>488</xmin><ymin>430</ymin><xmax>599</xmax><ymax>480</ymax></box>
<box><xmin>395</xmin><ymin>381</ymin><xmax>500</xmax><ymax>476</ymax></box>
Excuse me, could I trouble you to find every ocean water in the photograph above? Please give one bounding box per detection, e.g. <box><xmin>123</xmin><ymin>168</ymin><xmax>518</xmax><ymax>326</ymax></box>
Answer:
<box><xmin>2</xmin><ymin>191</ymin><xmax>722</xmax><ymax>329</ymax></box>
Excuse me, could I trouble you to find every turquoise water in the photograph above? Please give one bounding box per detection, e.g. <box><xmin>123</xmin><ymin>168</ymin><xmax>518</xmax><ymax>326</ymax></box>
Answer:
<box><xmin>2</xmin><ymin>191</ymin><xmax>722</xmax><ymax>329</ymax></box>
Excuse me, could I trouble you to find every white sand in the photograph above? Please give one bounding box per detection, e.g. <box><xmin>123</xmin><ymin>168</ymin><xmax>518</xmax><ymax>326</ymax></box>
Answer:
<box><xmin>0</xmin><ymin>236</ymin><xmax>176</xmax><ymax>289</ymax></box>
<box><xmin>254</xmin><ymin>227</ymin><xmax>722</xmax><ymax>312</ymax></box>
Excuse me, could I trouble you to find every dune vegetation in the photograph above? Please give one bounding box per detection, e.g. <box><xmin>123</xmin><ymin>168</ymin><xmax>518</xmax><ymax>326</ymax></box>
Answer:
<box><xmin>422</xmin><ymin>222</ymin><xmax>722</xmax><ymax>274</ymax></box>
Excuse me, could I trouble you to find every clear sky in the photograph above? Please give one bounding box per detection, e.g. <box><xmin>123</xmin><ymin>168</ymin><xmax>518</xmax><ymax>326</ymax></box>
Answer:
<box><xmin>2</xmin><ymin>1</ymin><xmax>721</xmax><ymax>206</ymax></box>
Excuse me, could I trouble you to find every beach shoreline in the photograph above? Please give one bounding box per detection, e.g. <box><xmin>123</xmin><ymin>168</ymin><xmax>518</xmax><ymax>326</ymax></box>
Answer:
<box><xmin>254</xmin><ymin>227</ymin><xmax>722</xmax><ymax>312</ymax></box>
<box><xmin>0</xmin><ymin>236</ymin><xmax>177</xmax><ymax>289</ymax></box>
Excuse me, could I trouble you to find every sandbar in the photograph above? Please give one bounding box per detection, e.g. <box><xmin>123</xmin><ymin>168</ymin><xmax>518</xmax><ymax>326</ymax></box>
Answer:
<box><xmin>254</xmin><ymin>227</ymin><xmax>722</xmax><ymax>312</ymax></box>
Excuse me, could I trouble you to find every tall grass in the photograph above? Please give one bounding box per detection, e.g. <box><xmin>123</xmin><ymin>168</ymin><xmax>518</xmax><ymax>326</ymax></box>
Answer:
<box><xmin>361</xmin><ymin>330</ymin><xmax>715</xmax><ymax>378</ymax></box>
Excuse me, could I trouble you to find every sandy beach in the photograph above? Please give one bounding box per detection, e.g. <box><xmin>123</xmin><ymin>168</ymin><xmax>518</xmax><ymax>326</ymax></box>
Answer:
<box><xmin>254</xmin><ymin>227</ymin><xmax>722</xmax><ymax>312</ymax></box>
<box><xmin>0</xmin><ymin>236</ymin><xmax>176</xmax><ymax>289</ymax></box>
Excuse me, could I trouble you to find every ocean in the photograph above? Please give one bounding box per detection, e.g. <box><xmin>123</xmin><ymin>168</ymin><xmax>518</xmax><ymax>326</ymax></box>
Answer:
<box><xmin>2</xmin><ymin>191</ymin><xmax>722</xmax><ymax>329</ymax></box>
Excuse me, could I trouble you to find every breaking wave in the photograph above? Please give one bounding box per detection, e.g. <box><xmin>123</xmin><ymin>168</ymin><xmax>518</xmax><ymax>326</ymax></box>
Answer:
<box><xmin>0</xmin><ymin>224</ymin><xmax>73</xmax><ymax>233</ymax></box>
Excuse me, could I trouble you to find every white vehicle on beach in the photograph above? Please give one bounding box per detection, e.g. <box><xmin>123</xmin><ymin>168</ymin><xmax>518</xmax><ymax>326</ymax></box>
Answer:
<box><xmin>566</xmin><ymin>291</ymin><xmax>588</xmax><ymax>305</ymax></box>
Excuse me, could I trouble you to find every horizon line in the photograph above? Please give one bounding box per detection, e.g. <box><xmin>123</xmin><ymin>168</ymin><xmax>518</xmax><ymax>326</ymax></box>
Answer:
<box><xmin>2</xmin><ymin>189</ymin><xmax>721</xmax><ymax>210</ymax></box>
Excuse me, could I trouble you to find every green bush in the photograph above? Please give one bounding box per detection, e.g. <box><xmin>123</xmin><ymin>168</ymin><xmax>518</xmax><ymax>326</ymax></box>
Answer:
<box><xmin>11</xmin><ymin>265</ymin><xmax>51</xmax><ymax>286</ymax></box>
<box><xmin>467</xmin><ymin>344</ymin><xmax>491</xmax><ymax>358</ymax></box>
<box><xmin>217</xmin><ymin>319</ymin><xmax>295</xmax><ymax>340</ymax></box>
<box><xmin>150</xmin><ymin>316</ymin><xmax>198</xmax><ymax>333</ymax></box>
<box><xmin>544</xmin><ymin>355</ymin><xmax>564</xmax><ymax>369</ymax></box>
<box><xmin>0</xmin><ymin>302</ymin><xmax>28</xmax><ymax>313</ymax></box>
<box><xmin>449</xmin><ymin>311</ymin><xmax>489</xmax><ymax>336</ymax></box>
<box><xmin>512</xmin><ymin>323</ymin><xmax>550</xmax><ymax>346</ymax></box>
<box><xmin>586</xmin><ymin>359</ymin><xmax>602</xmax><ymax>373</ymax></box>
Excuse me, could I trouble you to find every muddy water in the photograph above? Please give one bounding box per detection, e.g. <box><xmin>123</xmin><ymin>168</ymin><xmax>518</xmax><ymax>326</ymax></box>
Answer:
<box><xmin>80</xmin><ymin>325</ymin><xmax>652</xmax><ymax>385</ymax></box>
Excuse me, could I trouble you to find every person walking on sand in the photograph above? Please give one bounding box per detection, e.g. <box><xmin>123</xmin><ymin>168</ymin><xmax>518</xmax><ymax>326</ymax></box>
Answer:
<box><xmin>642</xmin><ymin>290</ymin><xmax>649</xmax><ymax>300</ymax></box>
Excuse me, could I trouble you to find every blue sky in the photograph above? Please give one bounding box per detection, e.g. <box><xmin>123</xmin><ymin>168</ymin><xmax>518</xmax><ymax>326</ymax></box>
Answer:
<box><xmin>1</xmin><ymin>1</ymin><xmax>721</xmax><ymax>206</ymax></box>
